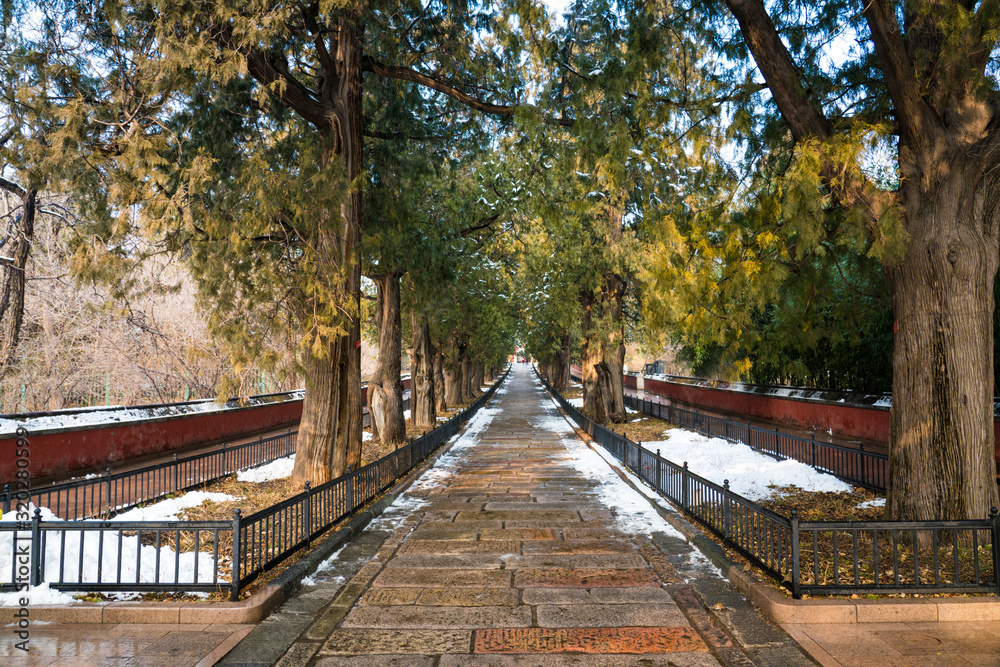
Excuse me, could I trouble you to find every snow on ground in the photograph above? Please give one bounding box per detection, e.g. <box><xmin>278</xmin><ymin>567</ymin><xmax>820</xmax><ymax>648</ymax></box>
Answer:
<box><xmin>558</xmin><ymin>433</ymin><xmax>686</xmax><ymax>540</ymax></box>
<box><xmin>538</xmin><ymin>390</ymin><xmax>685</xmax><ymax>540</ymax></box>
<box><xmin>858</xmin><ymin>498</ymin><xmax>886</xmax><ymax>509</ymax></box>
<box><xmin>300</xmin><ymin>544</ymin><xmax>347</xmax><ymax>586</ymax></box>
<box><xmin>110</xmin><ymin>491</ymin><xmax>236</xmax><ymax>521</ymax></box>
<box><xmin>0</xmin><ymin>492</ymin><xmax>235</xmax><ymax>605</ymax></box>
<box><xmin>236</xmin><ymin>455</ymin><xmax>295</xmax><ymax>483</ymax></box>
<box><xmin>363</xmin><ymin>431</ymin><xmax>373</xmax><ymax>441</ymax></box>
<box><xmin>568</xmin><ymin>397</ymin><xmax>583</xmax><ymax>408</ymax></box>
<box><xmin>641</xmin><ymin>430</ymin><xmax>851</xmax><ymax>500</ymax></box>
<box><xmin>403</xmin><ymin>409</ymin><xmax>411</xmax><ymax>419</ymax></box>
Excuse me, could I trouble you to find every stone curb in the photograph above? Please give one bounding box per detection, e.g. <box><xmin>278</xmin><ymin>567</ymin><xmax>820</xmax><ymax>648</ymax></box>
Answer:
<box><xmin>22</xmin><ymin>390</ymin><xmax>498</xmax><ymax>625</ymax></box>
<box><xmin>549</xmin><ymin>395</ymin><xmax>1000</xmax><ymax>626</ymax></box>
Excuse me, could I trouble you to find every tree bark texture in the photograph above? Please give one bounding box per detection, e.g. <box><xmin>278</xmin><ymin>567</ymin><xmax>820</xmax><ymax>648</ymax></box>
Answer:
<box><xmin>581</xmin><ymin>287</ymin><xmax>626</xmax><ymax>423</ymax></box>
<box><xmin>368</xmin><ymin>273</ymin><xmax>405</xmax><ymax>445</ymax></box>
<box><xmin>433</xmin><ymin>346</ymin><xmax>447</xmax><ymax>413</ymax></box>
<box><xmin>460</xmin><ymin>350</ymin><xmax>473</xmax><ymax>401</ymax></box>
<box><xmin>410</xmin><ymin>313</ymin><xmax>436</xmax><ymax>430</ymax></box>
<box><xmin>290</xmin><ymin>19</ymin><xmax>364</xmax><ymax>486</ymax></box>
<box><xmin>444</xmin><ymin>337</ymin><xmax>463</xmax><ymax>406</ymax></box>
<box><xmin>553</xmin><ymin>334</ymin><xmax>572</xmax><ymax>393</ymax></box>
<box><xmin>470</xmin><ymin>362</ymin><xmax>484</xmax><ymax>396</ymax></box>
<box><xmin>886</xmin><ymin>157</ymin><xmax>1000</xmax><ymax>522</ymax></box>
<box><xmin>0</xmin><ymin>185</ymin><xmax>35</xmax><ymax>373</ymax></box>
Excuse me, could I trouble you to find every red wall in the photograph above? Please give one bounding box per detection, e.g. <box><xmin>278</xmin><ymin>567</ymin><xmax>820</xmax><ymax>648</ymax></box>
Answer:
<box><xmin>572</xmin><ymin>366</ymin><xmax>1000</xmax><ymax>463</ymax></box>
<box><xmin>643</xmin><ymin>377</ymin><xmax>890</xmax><ymax>441</ymax></box>
<box><xmin>0</xmin><ymin>399</ymin><xmax>303</xmax><ymax>482</ymax></box>
<box><xmin>4</xmin><ymin>376</ymin><xmax>416</xmax><ymax>482</ymax></box>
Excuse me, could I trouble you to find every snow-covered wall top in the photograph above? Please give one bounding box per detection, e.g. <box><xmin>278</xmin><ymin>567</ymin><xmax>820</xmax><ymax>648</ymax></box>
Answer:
<box><xmin>641</xmin><ymin>373</ymin><xmax>1000</xmax><ymax>417</ymax></box>
<box><xmin>0</xmin><ymin>390</ymin><xmax>305</xmax><ymax>437</ymax></box>
<box><xmin>643</xmin><ymin>373</ymin><xmax>892</xmax><ymax>409</ymax></box>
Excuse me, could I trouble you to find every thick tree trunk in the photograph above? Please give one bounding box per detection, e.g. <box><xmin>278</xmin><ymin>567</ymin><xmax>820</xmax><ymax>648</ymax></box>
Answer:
<box><xmin>368</xmin><ymin>273</ymin><xmax>405</xmax><ymax>445</ymax></box>
<box><xmin>886</xmin><ymin>165</ymin><xmax>1000</xmax><ymax>522</ymax></box>
<box><xmin>470</xmin><ymin>362</ymin><xmax>485</xmax><ymax>395</ymax></box>
<box><xmin>581</xmin><ymin>284</ymin><xmax>627</xmax><ymax>423</ymax></box>
<box><xmin>552</xmin><ymin>334</ymin><xmax>572</xmax><ymax>393</ymax></box>
<box><xmin>0</xmin><ymin>185</ymin><xmax>35</xmax><ymax>373</ymax></box>
<box><xmin>410</xmin><ymin>313</ymin><xmax>436</xmax><ymax>431</ymax></box>
<box><xmin>444</xmin><ymin>337</ymin><xmax>463</xmax><ymax>406</ymax></box>
<box><xmin>291</xmin><ymin>22</ymin><xmax>363</xmax><ymax>486</ymax></box>
<box><xmin>460</xmin><ymin>351</ymin><xmax>473</xmax><ymax>401</ymax></box>
<box><xmin>433</xmin><ymin>346</ymin><xmax>447</xmax><ymax>413</ymax></box>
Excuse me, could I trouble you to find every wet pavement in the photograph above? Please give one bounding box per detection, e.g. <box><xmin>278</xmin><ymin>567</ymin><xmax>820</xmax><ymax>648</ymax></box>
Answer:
<box><xmin>1</xmin><ymin>621</ymin><xmax>254</xmax><ymax>666</ymax></box>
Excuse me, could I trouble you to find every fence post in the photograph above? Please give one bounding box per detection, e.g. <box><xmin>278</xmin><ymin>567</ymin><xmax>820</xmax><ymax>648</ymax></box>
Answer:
<box><xmin>724</xmin><ymin>420</ymin><xmax>729</xmax><ymax>442</ymax></box>
<box><xmin>774</xmin><ymin>427</ymin><xmax>780</xmax><ymax>457</ymax></box>
<box><xmin>990</xmin><ymin>507</ymin><xmax>1000</xmax><ymax>595</ymax></box>
<box><xmin>656</xmin><ymin>450</ymin><xmax>662</xmax><ymax>492</ymax></box>
<box><xmin>859</xmin><ymin>444</ymin><xmax>866</xmax><ymax>485</ymax></box>
<box><xmin>105</xmin><ymin>467</ymin><xmax>113</xmax><ymax>514</ymax></box>
<box><xmin>231</xmin><ymin>508</ymin><xmax>242</xmax><ymax>602</ymax></box>
<box><xmin>722</xmin><ymin>480</ymin><xmax>732</xmax><ymax>541</ymax></box>
<box><xmin>2</xmin><ymin>483</ymin><xmax>9</xmax><ymax>513</ymax></box>
<box><xmin>790</xmin><ymin>509</ymin><xmax>801</xmax><ymax>599</ymax></box>
<box><xmin>173</xmin><ymin>454</ymin><xmax>179</xmax><ymax>493</ymax></box>
<box><xmin>304</xmin><ymin>482</ymin><xmax>312</xmax><ymax>545</ymax></box>
<box><xmin>810</xmin><ymin>434</ymin><xmax>817</xmax><ymax>467</ymax></box>
<box><xmin>682</xmin><ymin>462</ymin><xmax>690</xmax><ymax>509</ymax></box>
<box><xmin>221</xmin><ymin>443</ymin><xmax>227</xmax><ymax>474</ymax></box>
<box><xmin>347</xmin><ymin>467</ymin><xmax>354</xmax><ymax>511</ymax></box>
<box><xmin>30</xmin><ymin>508</ymin><xmax>42</xmax><ymax>586</ymax></box>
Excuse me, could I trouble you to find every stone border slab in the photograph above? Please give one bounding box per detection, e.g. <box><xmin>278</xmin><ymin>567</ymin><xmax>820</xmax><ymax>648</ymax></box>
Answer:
<box><xmin>551</xmin><ymin>398</ymin><xmax>1000</xmax><ymax>626</ymax></box>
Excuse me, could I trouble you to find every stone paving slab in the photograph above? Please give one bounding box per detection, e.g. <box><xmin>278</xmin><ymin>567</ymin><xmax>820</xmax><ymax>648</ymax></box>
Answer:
<box><xmin>473</xmin><ymin>626</ymin><xmax>708</xmax><ymax>653</ymax></box>
<box><xmin>341</xmin><ymin>604</ymin><xmax>533</xmax><ymax>629</ymax></box>
<box><xmin>319</xmin><ymin>628</ymin><xmax>472</xmax><ymax>655</ymax></box>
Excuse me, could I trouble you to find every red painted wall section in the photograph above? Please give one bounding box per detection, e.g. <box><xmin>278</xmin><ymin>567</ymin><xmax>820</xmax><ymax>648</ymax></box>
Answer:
<box><xmin>3</xmin><ymin>376</ymin><xmax>416</xmax><ymax>483</ymax></box>
<box><xmin>1</xmin><ymin>399</ymin><xmax>303</xmax><ymax>482</ymax></box>
<box><xmin>642</xmin><ymin>378</ymin><xmax>890</xmax><ymax>441</ymax></box>
<box><xmin>570</xmin><ymin>364</ymin><xmax>1000</xmax><ymax>464</ymax></box>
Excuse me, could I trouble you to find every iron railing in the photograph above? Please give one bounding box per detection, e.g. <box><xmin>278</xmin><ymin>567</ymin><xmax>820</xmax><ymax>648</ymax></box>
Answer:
<box><xmin>2</xmin><ymin>395</ymin><xmax>413</xmax><ymax>522</ymax></box>
<box><xmin>538</xmin><ymin>370</ymin><xmax>999</xmax><ymax>597</ymax></box>
<box><xmin>3</xmin><ymin>429</ymin><xmax>298</xmax><ymax>521</ymax></box>
<box><xmin>623</xmin><ymin>394</ymin><xmax>889</xmax><ymax>491</ymax></box>
<box><xmin>0</xmin><ymin>371</ymin><xmax>506</xmax><ymax>599</ymax></box>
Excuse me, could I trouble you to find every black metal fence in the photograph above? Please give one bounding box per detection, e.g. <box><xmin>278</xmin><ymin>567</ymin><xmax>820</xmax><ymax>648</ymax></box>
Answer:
<box><xmin>0</xmin><ymin>371</ymin><xmax>506</xmax><ymax>600</ymax></box>
<box><xmin>2</xmin><ymin>429</ymin><xmax>298</xmax><ymax>521</ymax></box>
<box><xmin>2</xmin><ymin>394</ymin><xmax>413</xmax><ymax>522</ymax></box>
<box><xmin>624</xmin><ymin>394</ymin><xmax>889</xmax><ymax>491</ymax></box>
<box><xmin>539</xmin><ymin>371</ymin><xmax>1000</xmax><ymax>597</ymax></box>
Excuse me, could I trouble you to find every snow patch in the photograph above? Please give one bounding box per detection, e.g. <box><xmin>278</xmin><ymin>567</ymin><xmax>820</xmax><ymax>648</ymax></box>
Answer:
<box><xmin>642</xmin><ymin>430</ymin><xmax>851</xmax><ymax>500</ymax></box>
<box><xmin>236</xmin><ymin>456</ymin><xmax>295</xmax><ymax>483</ymax></box>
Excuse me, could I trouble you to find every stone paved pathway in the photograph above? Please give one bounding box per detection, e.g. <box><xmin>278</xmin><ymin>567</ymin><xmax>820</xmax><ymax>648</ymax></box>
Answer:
<box><xmin>233</xmin><ymin>364</ymin><xmax>814</xmax><ymax>667</ymax></box>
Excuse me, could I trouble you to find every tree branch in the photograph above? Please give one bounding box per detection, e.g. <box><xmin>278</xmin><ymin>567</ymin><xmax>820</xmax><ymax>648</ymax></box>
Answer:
<box><xmin>363</xmin><ymin>57</ymin><xmax>575</xmax><ymax>127</ymax></box>
<box><xmin>459</xmin><ymin>213</ymin><xmax>502</xmax><ymax>237</ymax></box>
<box><xmin>723</xmin><ymin>0</ymin><xmax>897</xmax><ymax>229</ymax></box>
<box><xmin>0</xmin><ymin>177</ymin><xmax>26</xmax><ymax>200</ymax></box>
<box><xmin>861</xmin><ymin>0</ymin><xmax>940</xmax><ymax>145</ymax></box>
<box><xmin>723</xmin><ymin>0</ymin><xmax>831</xmax><ymax>143</ymax></box>
<box><xmin>213</xmin><ymin>25</ymin><xmax>331</xmax><ymax>132</ymax></box>
<box><xmin>362</xmin><ymin>57</ymin><xmax>516</xmax><ymax>116</ymax></box>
